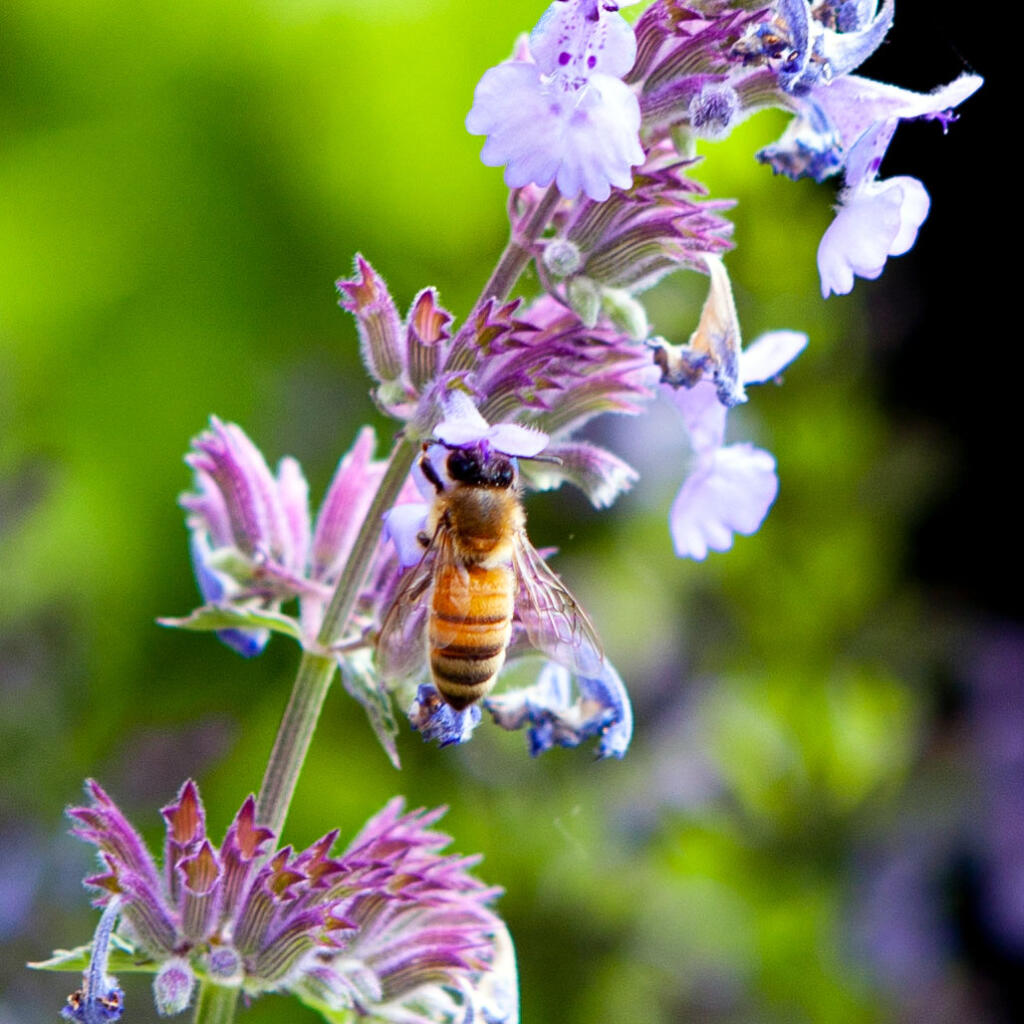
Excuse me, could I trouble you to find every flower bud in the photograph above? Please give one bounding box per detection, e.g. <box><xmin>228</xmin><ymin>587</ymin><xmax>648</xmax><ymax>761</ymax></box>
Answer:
<box><xmin>154</xmin><ymin>957</ymin><xmax>196</xmax><ymax>1016</ymax></box>
<box><xmin>601</xmin><ymin>287</ymin><xmax>649</xmax><ymax>341</ymax></box>
<box><xmin>567</xmin><ymin>275</ymin><xmax>602</xmax><ymax>328</ymax></box>
<box><xmin>688</xmin><ymin>83</ymin><xmax>740</xmax><ymax>141</ymax></box>
<box><xmin>206</xmin><ymin>945</ymin><xmax>244</xmax><ymax>986</ymax></box>
<box><xmin>542</xmin><ymin>238</ymin><xmax>583</xmax><ymax>279</ymax></box>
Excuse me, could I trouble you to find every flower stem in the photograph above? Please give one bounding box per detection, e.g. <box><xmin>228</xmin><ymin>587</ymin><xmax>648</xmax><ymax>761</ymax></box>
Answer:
<box><xmin>253</xmin><ymin>185</ymin><xmax>559</xmax><ymax>845</ymax></box>
<box><xmin>475</xmin><ymin>184</ymin><xmax>560</xmax><ymax>307</ymax></box>
<box><xmin>255</xmin><ymin>433</ymin><xmax>420</xmax><ymax>838</ymax></box>
<box><xmin>192</xmin><ymin>982</ymin><xmax>239</xmax><ymax>1024</ymax></box>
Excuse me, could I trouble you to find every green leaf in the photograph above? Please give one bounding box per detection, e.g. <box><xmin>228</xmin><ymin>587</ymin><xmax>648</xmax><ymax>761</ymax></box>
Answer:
<box><xmin>338</xmin><ymin>650</ymin><xmax>401</xmax><ymax>770</ymax></box>
<box><xmin>29</xmin><ymin>936</ymin><xmax>158</xmax><ymax>975</ymax></box>
<box><xmin>158</xmin><ymin>604</ymin><xmax>304</xmax><ymax>643</ymax></box>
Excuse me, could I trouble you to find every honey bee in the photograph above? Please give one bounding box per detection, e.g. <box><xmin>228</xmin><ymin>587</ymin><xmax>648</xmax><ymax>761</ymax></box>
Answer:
<box><xmin>376</xmin><ymin>442</ymin><xmax>603</xmax><ymax>710</ymax></box>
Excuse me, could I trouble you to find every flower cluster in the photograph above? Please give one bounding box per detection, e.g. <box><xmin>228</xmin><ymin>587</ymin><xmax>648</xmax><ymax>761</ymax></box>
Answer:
<box><xmin>49</xmin><ymin>780</ymin><xmax>515</xmax><ymax>1023</ymax></box>
<box><xmin>470</xmin><ymin>0</ymin><xmax>980</xmax><ymax>296</ymax></box>
<box><xmin>177</xmin><ymin>418</ymin><xmax>408</xmax><ymax>656</ymax></box>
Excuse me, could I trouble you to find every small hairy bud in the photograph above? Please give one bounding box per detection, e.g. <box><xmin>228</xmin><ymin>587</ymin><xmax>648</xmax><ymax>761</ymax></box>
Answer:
<box><xmin>542</xmin><ymin>238</ymin><xmax>583</xmax><ymax>279</ymax></box>
<box><xmin>154</xmin><ymin>958</ymin><xmax>196</xmax><ymax>1016</ymax></box>
<box><xmin>205</xmin><ymin>946</ymin><xmax>243</xmax><ymax>986</ymax></box>
<box><xmin>601</xmin><ymin>287</ymin><xmax>648</xmax><ymax>341</ymax></box>
<box><xmin>567</xmin><ymin>275</ymin><xmax>602</xmax><ymax>328</ymax></box>
<box><xmin>688</xmin><ymin>83</ymin><xmax>740</xmax><ymax>141</ymax></box>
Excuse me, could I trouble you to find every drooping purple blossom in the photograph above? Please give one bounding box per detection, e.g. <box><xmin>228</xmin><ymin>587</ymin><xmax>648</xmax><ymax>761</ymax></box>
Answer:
<box><xmin>813</xmin><ymin>75</ymin><xmax>982</xmax><ymax>296</ymax></box>
<box><xmin>60</xmin><ymin>897</ymin><xmax>124</xmax><ymax>1022</ymax></box>
<box><xmin>486</xmin><ymin>658</ymin><xmax>633</xmax><ymax>759</ymax></box>
<box><xmin>60</xmin><ymin>780</ymin><xmax>515</xmax><ymax>1022</ymax></box>
<box><xmin>740</xmin><ymin>0</ymin><xmax>981</xmax><ymax>294</ymax></box>
<box><xmin>466</xmin><ymin>0</ymin><xmax>644</xmax><ymax>201</ymax></box>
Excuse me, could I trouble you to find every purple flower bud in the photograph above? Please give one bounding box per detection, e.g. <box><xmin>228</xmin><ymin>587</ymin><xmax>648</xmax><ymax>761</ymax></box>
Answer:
<box><xmin>688</xmin><ymin>82</ymin><xmax>740</xmax><ymax>140</ymax></box>
<box><xmin>153</xmin><ymin>957</ymin><xmax>195</xmax><ymax>1016</ymax></box>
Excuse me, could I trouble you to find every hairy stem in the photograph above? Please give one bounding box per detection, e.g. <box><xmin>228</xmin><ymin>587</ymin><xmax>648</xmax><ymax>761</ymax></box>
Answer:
<box><xmin>475</xmin><ymin>184</ymin><xmax>560</xmax><ymax>307</ymax></box>
<box><xmin>255</xmin><ymin>433</ymin><xmax>420</xmax><ymax>838</ymax></box>
<box><xmin>253</xmin><ymin>183</ymin><xmax>561</xmax><ymax>846</ymax></box>
<box><xmin>192</xmin><ymin>982</ymin><xmax>239</xmax><ymax>1024</ymax></box>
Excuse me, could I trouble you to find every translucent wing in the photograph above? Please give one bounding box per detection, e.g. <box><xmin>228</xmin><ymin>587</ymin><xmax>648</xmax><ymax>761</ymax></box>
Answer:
<box><xmin>375</xmin><ymin>524</ymin><xmax>448</xmax><ymax>683</ymax></box>
<box><xmin>511</xmin><ymin>533</ymin><xmax>604</xmax><ymax>677</ymax></box>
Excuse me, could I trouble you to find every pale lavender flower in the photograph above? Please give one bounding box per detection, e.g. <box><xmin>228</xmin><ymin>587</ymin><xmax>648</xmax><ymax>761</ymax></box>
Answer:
<box><xmin>742</xmin><ymin>1</ymin><xmax>981</xmax><ymax>294</ymax></box>
<box><xmin>814</xmin><ymin>75</ymin><xmax>982</xmax><ymax>296</ymax></box>
<box><xmin>486</xmin><ymin>659</ymin><xmax>633</xmax><ymax>759</ymax></box>
<box><xmin>667</xmin><ymin>330</ymin><xmax>807</xmax><ymax>559</ymax></box>
<box><xmin>466</xmin><ymin>0</ymin><xmax>644</xmax><ymax>201</ymax></box>
<box><xmin>59</xmin><ymin>780</ymin><xmax>514</xmax><ymax>1022</ymax></box>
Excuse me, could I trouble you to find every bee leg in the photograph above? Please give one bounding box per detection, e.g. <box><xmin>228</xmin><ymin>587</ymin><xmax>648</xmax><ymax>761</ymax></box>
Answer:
<box><xmin>419</xmin><ymin>451</ymin><xmax>446</xmax><ymax>494</ymax></box>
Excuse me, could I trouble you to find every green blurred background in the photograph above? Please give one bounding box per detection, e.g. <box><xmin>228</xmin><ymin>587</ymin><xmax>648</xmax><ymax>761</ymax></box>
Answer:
<box><xmin>2</xmin><ymin>2</ymin><xmax>1013</xmax><ymax>1022</ymax></box>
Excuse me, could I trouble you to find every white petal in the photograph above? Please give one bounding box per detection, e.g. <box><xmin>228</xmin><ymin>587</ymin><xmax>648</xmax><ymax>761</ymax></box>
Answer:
<box><xmin>741</xmin><ymin>331</ymin><xmax>809</xmax><ymax>385</ymax></box>
<box><xmin>817</xmin><ymin>177</ymin><xmax>930</xmax><ymax>298</ymax></box>
<box><xmin>670</xmin><ymin>445</ymin><xmax>778</xmax><ymax>560</ymax></box>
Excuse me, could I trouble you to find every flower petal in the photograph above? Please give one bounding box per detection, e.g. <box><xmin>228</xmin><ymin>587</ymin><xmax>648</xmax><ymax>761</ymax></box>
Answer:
<box><xmin>670</xmin><ymin>444</ymin><xmax>779</xmax><ymax>560</ymax></box>
<box><xmin>817</xmin><ymin>176</ymin><xmax>929</xmax><ymax>297</ymax></box>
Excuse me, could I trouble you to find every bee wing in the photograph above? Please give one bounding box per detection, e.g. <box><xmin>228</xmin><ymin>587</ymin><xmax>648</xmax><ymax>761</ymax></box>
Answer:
<box><xmin>375</xmin><ymin>526</ymin><xmax>449</xmax><ymax>683</ymax></box>
<box><xmin>511</xmin><ymin>533</ymin><xmax>604</xmax><ymax>677</ymax></box>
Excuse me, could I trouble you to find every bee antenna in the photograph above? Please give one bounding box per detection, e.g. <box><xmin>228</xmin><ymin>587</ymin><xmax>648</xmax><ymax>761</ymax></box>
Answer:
<box><xmin>519</xmin><ymin>452</ymin><xmax>563</xmax><ymax>466</ymax></box>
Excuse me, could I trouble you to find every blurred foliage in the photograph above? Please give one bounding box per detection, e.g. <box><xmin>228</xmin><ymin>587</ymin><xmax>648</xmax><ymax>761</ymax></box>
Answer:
<box><xmin>0</xmin><ymin>2</ymin><xmax>1011</xmax><ymax>1023</ymax></box>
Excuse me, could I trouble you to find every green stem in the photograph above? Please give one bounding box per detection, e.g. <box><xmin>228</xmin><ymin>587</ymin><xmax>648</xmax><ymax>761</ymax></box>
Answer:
<box><xmin>316</xmin><ymin>433</ymin><xmax>420</xmax><ymax>647</ymax></box>
<box><xmin>192</xmin><ymin>982</ymin><xmax>239</xmax><ymax>1024</ymax></box>
<box><xmin>255</xmin><ymin>650</ymin><xmax>336</xmax><ymax>839</ymax></box>
<box><xmin>252</xmin><ymin>183</ymin><xmax>561</xmax><ymax>849</ymax></box>
<box><xmin>255</xmin><ymin>433</ymin><xmax>420</xmax><ymax>838</ymax></box>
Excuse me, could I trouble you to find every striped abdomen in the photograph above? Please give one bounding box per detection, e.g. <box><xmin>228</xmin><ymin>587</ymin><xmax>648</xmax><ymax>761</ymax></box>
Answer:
<box><xmin>430</xmin><ymin>561</ymin><xmax>514</xmax><ymax>710</ymax></box>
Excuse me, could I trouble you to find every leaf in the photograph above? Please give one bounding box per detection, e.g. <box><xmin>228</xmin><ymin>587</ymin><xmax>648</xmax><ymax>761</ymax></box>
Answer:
<box><xmin>339</xmin><ymin>650</ymin><xmax>401</xmax><ymax>769</ymax></box>
<box><xmin>29</xmin><ymin>937</ymin><xmax>157</xmax><ymax>975</ymax></box>
<box><xmin>158</xmin><ymin>604</ymin><xmax>304</xmax><ymax>642</ymax></box>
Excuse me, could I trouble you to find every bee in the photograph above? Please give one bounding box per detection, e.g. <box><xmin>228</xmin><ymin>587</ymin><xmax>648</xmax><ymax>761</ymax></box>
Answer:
<box><xmin>376</xmin><ymin>441</ymin><xmax>603</xmax><ymax>710</ymax></box>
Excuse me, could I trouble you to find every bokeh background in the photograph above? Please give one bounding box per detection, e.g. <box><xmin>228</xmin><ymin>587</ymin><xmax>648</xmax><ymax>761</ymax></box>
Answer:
<box><xmin>1</xmin><ymin>2</ymin><xmax>1012</xmax><ymax>1021</ymax></box>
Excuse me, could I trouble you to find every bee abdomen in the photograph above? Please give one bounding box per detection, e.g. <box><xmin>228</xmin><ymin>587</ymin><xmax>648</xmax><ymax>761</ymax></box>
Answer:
<box><xmin>430</xmin><ymin>564</ymin><xmax>514</xmax><ymax>710</ymax></box>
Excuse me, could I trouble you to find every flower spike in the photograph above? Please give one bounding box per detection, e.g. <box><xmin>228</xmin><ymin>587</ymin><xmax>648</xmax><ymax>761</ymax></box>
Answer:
<box><xmin>53</xmin><ymin>782</ymin><xmax>514</xmax><ymax>1021</ymax></box>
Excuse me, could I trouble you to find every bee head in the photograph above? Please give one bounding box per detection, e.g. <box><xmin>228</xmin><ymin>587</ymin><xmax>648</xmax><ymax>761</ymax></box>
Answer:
<box><xmin>444</xmin><ymin>444</ymin><xmax>517</xmax><ymax>489</ymax></box>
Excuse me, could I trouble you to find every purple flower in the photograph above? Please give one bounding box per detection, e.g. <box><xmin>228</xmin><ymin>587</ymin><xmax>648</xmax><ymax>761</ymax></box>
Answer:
<box><xmin>485</xmin><ymin>658</ymin><xmax>633</xmax><ymax>759</ymax></box>
<box><xmin>60</xmin><ymin>897</ymin><xmax>124</xmax><ymax>1022</ymax></box>
<box><xmin>667</xmin><ymin>329</ymin><xmax>807</xmax><ymax>559</ymax></box>
<box><xmin>61</xmin><ymin>780</ymin><xmax>515</xmax><ymax>1021</ymax></box>
<box><xmin>173</xmin><ymin>420</ymin><xmax>419</xmax><ymax>653</ymax></box>
<box><xmin>466</xmin><ymin>0</ymin><xmax>644</xmax><ymax>201</ymax></box>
